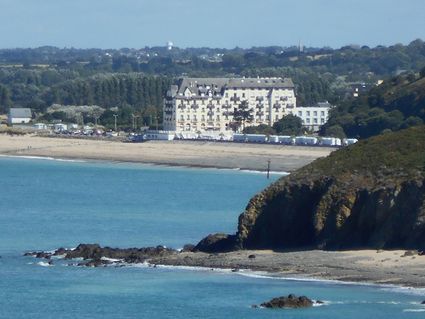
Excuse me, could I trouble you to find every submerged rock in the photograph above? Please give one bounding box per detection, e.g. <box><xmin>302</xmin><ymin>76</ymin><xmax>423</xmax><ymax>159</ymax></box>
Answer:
<box><xmin>260</xmin><ymin>294</ymin><xmax>313</xmax><ymax>309</ymax></box>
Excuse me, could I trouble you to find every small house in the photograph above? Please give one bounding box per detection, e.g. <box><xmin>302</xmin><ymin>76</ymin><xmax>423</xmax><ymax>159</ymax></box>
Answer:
<box><xmin>8</xmin><ymin>108</ymin><xmax>32</xmax><ymax>125</ymax></box>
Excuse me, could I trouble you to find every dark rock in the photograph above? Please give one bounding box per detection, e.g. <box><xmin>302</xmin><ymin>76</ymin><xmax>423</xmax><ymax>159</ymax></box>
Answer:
<box><xmin>53</xmin><ymin>247</ymin><xmax>67</xmax><ymax>256</ymax></box>
<box><xmin>248</xmin><ymin>254</ymin><xmax>256</xmax><ymax>259</ymax></box>
<box><xmin>418</xmin><ymin>251</ymin><xmax>425</xmax><ymax>256</ymax></box>
<box><xmin>260</xmin><ymin>294</ymin><xmax>313</xmax><ymax>309</ymax></box>
<box><xmin>181</xmin><ymin>244</ymin><xmax>196</xmax><ymax>252</ymax></box>
<box><xmin>402</xmin><ymin>250</ymin><xmax>418</xmax><ymax>257</ymax></box>
<box><xmin>82</xmin><ymin>258</ymin><xmax>112</xmax><ymax>267</ymax></box>
<box><xmin>195</xmin><ymin>233</ymin><xmax>236</xmax><ymax>253</ymax></box>
<box><xmin>65</xmin><ymin>244</ymin><xmax>102</xmax><ymax>260</ymax></box>
<box><xmin>421</xmin><ymin>300</ymin><xmax>425</xmax><ymax>304</ymax></box>
<box><xmin>251</xmin><ymin>305</ymin><xmax>259</xmax><ymax>308</ymax></box>
<box><xmin>36</xmin><ymin>252</ymin><xmax>51</xmax><ymax>259</ymax></box>
<box><xmin>315</xmin><ymin>300</ymin><xmax>325</xmax><ymax>304</ymax></box>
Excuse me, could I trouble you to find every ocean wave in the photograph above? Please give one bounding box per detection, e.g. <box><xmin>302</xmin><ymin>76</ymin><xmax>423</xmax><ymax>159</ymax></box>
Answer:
<box><xmin>37</xmin><ymin>261</ymin><xmax>53</xmax><ymax>267</ymax></box>
<box><xmin>0</xmin><ymin>154</ymin><xmax>85</xmax><ymax>163</ymax></box>
<box><xmin>403</xmin><ymin>309</ymin><xmax>425</xmax><ymax>312</ymax></box>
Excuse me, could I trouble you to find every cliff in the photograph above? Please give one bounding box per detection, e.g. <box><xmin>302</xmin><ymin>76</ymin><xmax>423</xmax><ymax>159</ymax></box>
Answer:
<box><xmin>197</xmin><ymin>126</ymin><xmax>425</xmax><ymax>252</ymax></box>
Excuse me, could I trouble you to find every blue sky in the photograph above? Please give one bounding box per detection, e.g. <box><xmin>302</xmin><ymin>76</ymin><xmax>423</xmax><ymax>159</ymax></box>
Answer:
<box><xmin>0</xmin><ymin>0</ymin><xmax>424</xmax><ymax>49</ymax></box>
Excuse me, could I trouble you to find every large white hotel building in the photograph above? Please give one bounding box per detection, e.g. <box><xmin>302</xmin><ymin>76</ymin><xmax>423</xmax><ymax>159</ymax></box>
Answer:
<box><xmin>163</xmin><ymin>77</ymin><xmax>297</xmax><ymax>133</ymax></box>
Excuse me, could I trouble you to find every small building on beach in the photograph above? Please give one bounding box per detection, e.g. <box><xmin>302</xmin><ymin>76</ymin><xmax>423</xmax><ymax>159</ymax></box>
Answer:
<box><xmin>8</xmin><ymin>108</ymin><xmax>32</xmax><ymax>125</ymax></box>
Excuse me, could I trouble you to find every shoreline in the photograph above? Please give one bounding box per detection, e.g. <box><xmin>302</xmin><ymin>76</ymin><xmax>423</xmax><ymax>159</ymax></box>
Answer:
<box><xmin>148</xmin><ymin>249</ymin><xmax>425</xmax><ymax>290</ymax></box>
<box><xmin>0</xmin><ymin>153</ymin><xmax>289</xmax><ymax>175</ymax></box>
<box><xmin>0</xmin><ymin>134</ymin><xmax>334</xmax><ymax>172</ymax></box>
<box><xmin>147</xmin><ymin>262</ymin><xmax>425</xmax><ymax>295</ymax></box>
<box><xmin>27</xmin><ymin>245</ymin><xmax>425</xmax><ymax>290</ymax></box>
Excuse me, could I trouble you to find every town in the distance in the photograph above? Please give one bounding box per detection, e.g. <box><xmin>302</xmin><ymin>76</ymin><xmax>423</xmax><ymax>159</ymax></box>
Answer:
<box><xmin>2</xmin><ymin>40</ymin><xmax>424</xmax><ymax>147</ymax></box>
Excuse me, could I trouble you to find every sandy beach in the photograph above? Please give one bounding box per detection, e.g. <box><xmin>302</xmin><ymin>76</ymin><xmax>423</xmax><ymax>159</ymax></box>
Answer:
<box><xmin>151</xmin><ymin>249</ymin><xmax>425</xmax><ymax>288</ymax></box>
<box><xmin>0</xmin><ymin>134</ymin><xmax>334</xmax><ymax>172</ymax></box>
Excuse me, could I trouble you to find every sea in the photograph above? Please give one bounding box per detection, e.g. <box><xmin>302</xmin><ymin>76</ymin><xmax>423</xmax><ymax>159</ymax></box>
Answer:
<box><xmin>0</xmin><ymin>156</ymin><xmax>424</xmax><ymax>319</ymax></box>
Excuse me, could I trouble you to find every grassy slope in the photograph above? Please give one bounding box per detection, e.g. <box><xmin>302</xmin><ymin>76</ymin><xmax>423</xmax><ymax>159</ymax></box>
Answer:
<box><xmin>295</xmin><ymin>125</ymin><xmax>425</xmax><ymax>181</ymax></box>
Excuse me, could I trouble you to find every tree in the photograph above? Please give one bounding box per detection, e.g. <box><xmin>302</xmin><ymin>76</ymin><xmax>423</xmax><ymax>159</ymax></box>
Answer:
<box><xmin>243</xmin><ymin>124</ymin><xmax>276</xmax><ymax>135</ymax></box>
<box><xmin>231</xmin><ymin>100</ymin><xmax>253</xmax><ymax>132</ymax></box>
<box><xmin>272</xmin><ymin>114</ymin><xmax>303</xmax><ymax>135</ymax></box>
<box><xmin>420</xmin><ymin>66</ymin><xmax>425</xmax><ymax>78</ymax></box>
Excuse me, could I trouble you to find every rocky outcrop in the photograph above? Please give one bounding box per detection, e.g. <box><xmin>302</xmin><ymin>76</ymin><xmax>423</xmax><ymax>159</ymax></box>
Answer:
<box><xmin>25</xmin><ymin>244</ymin><xmax>177</xmax><ymax>266</ymax></box>
<box><xmin>234</xmin><ymin>176</ymin><xmax>425</xmax><ymax>250</ymax></box>
<box><xmin>197</xmin><ymin>126</ymin><xmax>425</xmax><ymax>252</ymax></box>
<box><xmin>260</xmin><ymin>294</ymin><xmax>314</xmax><ymax>308</ymax></box>
<box><xmin>194</xmin><ymin>233</ymin><xmax>236</xmax><ymax>252</ymax></box>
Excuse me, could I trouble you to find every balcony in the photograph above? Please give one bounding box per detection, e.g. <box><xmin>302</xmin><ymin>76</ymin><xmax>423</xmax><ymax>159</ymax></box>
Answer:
<box><xmin>256</xmin><ymin>103</ymin><xmax>264</xmax><ymax>109</ymax></box>
<box><xmin>222</xmin><ymin>104</ymin><xmax>231</xmax><ymax>110</ymax></box>
<box><xmin>207</xmin><ymin>111</ymin><xmax>214</xmax><ymax>116</ymax></box>
<box><xmin>286</xmin><ymin>103</ymin><xmax>295</xmax><ymax>109</ymax></box>
<box><xmin>207</xmin><ymin>103</ymin><xmax>215</xmax><ymax>110</ymax></box>
<box><xmin>191</xmin><ymin>103</ymin><xmax>199</xmax><ymax>110</ymax></box>
<box><xmin>178</xmin><ymin>104</ymin><xmax>186</xmax><ymax>110</ymax></box>
<box><xmin>230</xmin><ymin>96</ymin><xmax>240</xmax><ymax>102</ymax></box>
<box><xmin>273</xmin><ymin>103</ymin><xmax>281</xmax><ymax>110</ymax></box>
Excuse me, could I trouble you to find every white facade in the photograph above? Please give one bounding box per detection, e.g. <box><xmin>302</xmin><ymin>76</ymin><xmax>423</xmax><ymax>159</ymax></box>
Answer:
<box><xmin>8</xmin><ymin>108</ymin><xmax>32</xmax><ymax>125</ymax></box>
<box><xmin>163</xmin><ymin>77</ymin><xmax>296</xmax><ymax>133</ymax></box>
<box><xmin>290</xmin><ymin>102</ymin><xmax>333</xmax><ymax>132</ymax></box>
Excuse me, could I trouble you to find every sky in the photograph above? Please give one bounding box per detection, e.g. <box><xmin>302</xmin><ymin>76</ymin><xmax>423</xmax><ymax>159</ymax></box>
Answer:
<box><xmin>0</xmin><ymin>0</ymin><xmax>424</xmax><ymax>49</ymax></box>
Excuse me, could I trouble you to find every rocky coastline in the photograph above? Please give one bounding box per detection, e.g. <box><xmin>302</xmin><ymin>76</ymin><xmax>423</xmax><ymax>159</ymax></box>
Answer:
<box><xmin>25</xmin><ymin>243</ymin><xmax>425</xmax><ymax>289</ymax></box>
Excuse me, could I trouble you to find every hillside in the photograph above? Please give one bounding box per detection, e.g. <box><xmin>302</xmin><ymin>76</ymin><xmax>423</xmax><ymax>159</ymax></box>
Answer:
<box><xmin>197</xmin><ymin>126</ymin><xmax>425</xmax><ymax>251</ymax></box>
<box><xmin>322</xmin><ymin>73</ymin><xmax>425</xmax><ymax>139</ymax></box>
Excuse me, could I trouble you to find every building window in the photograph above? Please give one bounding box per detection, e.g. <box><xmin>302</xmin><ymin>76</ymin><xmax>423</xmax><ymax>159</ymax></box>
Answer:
<box><xmin>187</xmin><ymin>115</ymin><xmax>190</xmax><ymax>120</ymax></box>
<box><xmin>298</xmin><ymin>111</ymin><xmax>302</xmax><ymax>116</ymax></box>
<box><xmin>321</xmin><ymin>111</ymin><xmax>325</xmax><ymax>116</ymax></box>
<box><xmin>306</xmin><ymin>111</ymin><xmax>310</xmax><ymax>116</ymax></box>
<box><xmin>321</xmin><ymin>118</ymin><xmax>325</xmax><ymax>124</ymax></box>
<box><xmin>180</xmin><ymin>115</ymin><xmax>184</xmax><ymax>120</ymax></box>
<box><xmin>216</xmin><ymin>115</ymin><xmax>220</xmax><ymax>120</ymax></box>
<box><xmin>242</xmin><ymin>93</ymin><xmax>245</xmax><ymax>98</ymax></box>
<box><xmin>313</xmin><ymin>111</ymin><xmax>317</xmax><ymax>116</ymax></box>
<box><xmin>306</xmin><ymin>118</ymin><xmax>310</xmax><ymax>124</ymax></box>
<box><xmin>202</xmin><ymin>115</ymin><xmax>205</xmax><ymax>121</ymax></box>
<box><xmin>225</xmin><ymin>93</ymin><xmax>228</xmax><ymax>98</ymax></box>
<box><xmin>313</xmin><ymin>118</ymin><xmax>318</xmax><ymax>124</ymax></box>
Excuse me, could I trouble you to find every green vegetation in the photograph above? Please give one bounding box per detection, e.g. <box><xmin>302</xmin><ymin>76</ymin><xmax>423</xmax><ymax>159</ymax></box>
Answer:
<box><xmin>300</xmin><ymin>125</ymin><xmax>425</xmax><ymax>179</ymax></box>
<box><xmin>231</xmin><ymin>100</ymin><xmax>254</xmax><ymax>131</ymax></box>
<box><xmin>322</xmin><ymin>73</ymin><xmax>425</xmax><ymax>138</ymax></box>
<box><xmin>1</xmin><ymin>40</ymin><xmax>425</xmax><ymax>131</ymax></box>
<box><xmin>242</xmin><ymin>114</ymin><xmax>304</xmax><ymax>136</ymax></box>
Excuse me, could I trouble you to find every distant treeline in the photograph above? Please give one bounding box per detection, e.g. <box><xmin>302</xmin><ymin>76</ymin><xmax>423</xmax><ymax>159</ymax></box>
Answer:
<box><xmin>1</xmin><ymin>40</ymin><xmax>425</xmax><ymax>133</ymax></box>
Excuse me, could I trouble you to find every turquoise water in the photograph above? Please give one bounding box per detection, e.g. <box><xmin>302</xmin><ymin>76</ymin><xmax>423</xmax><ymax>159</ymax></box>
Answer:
<box><xmin>0</xmin><ymin>157</ymin><xmax>424</xmax><ymax>318</ymax></box>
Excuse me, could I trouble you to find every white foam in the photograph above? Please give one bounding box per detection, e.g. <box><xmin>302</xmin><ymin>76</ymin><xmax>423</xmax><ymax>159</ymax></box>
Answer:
<box><xmin>0</xmin><ymin>154</ymin><xmax>85</xmax><ymax>163</ymax></box>
<box><xmin>403</xmin><ymin>309</ymin><xmax>425</xmax><ymax>312</ymax></box>
<box><xmin>101</xmin><ymin>257</ymin><xmax>122</xmax><ymax>262</ymax></box>
<box><xmin>37</xmin><ymin>261</ymin><xmax>53</xmax><ymax>267</ymax></box>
